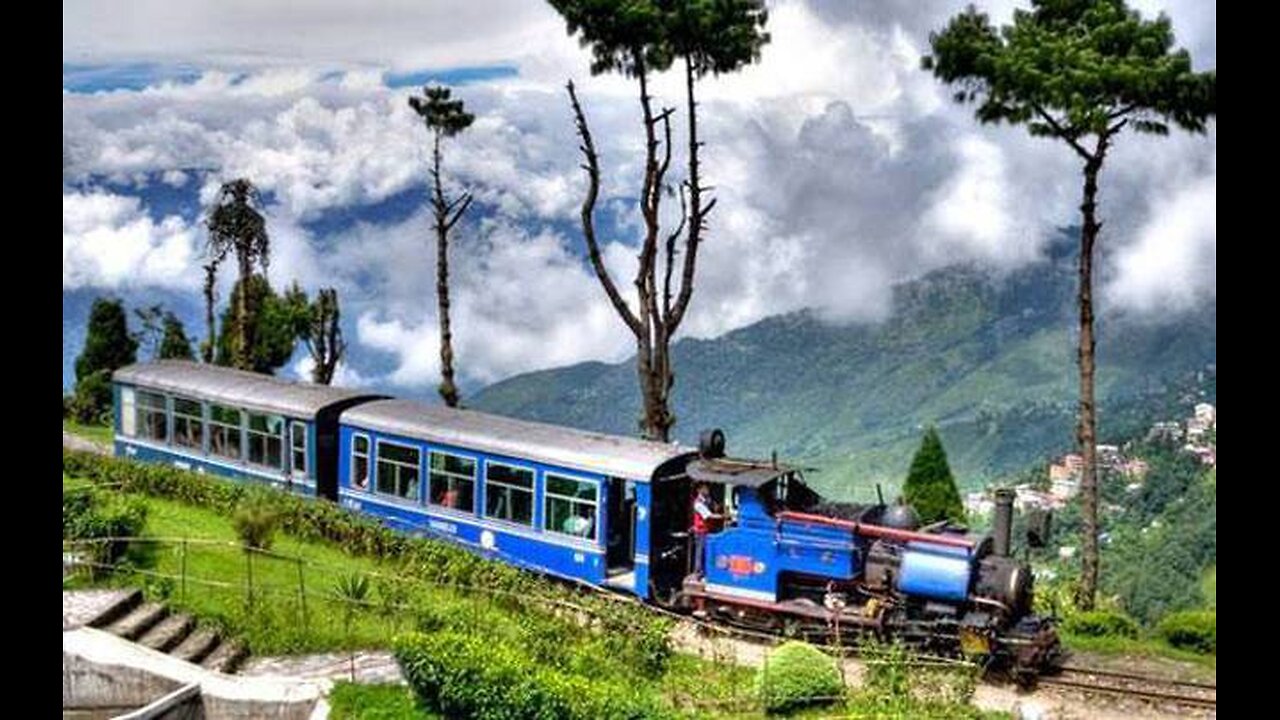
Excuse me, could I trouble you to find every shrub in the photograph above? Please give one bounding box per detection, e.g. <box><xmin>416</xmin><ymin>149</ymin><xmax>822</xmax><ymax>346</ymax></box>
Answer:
<box><xmin>63</xmin><ymin>448</ymin><xmax>672</xmax><ymax>672</ymax></box>
<box><xmin>1157</xmin><ymin>610</ymin><xmax>1216</xmax><ymax>654</ymax></box>
<box><xmin>71</xmin><ymin>369</ymin><xmax>114</xmax><ymax>425</ymax></box>
<box><xmin>853</xmin><ymin>640</ymin><xmax>987</xmax><ymax>719</ymax></box>
<box><xmin>754</xmin><ymin>641</ymin><xmax>843</xmax><ymax>714</ymax></box>
<box><xmin>1063</xmin><ymin>609</ymin><xmax>1139</xmax><ymax>639</ymax></box>
<box><xmin>233</xmin><ymin>488</ymin><xmax>281</xmax><ymax>551</ymax></box>
<box><xmin>63</xmin><ymin>485</ymin><xmax>98</xmax><ymax>537</ymax></box>
<box><xmin>394</xmin><ymin>631</ymin><xmax>668</xmax><ymax>720</ymax></box>
<box><xmin>63</xmin><ymin>485</ymin><xmax>148</xmax><ymax>570</ymax></box>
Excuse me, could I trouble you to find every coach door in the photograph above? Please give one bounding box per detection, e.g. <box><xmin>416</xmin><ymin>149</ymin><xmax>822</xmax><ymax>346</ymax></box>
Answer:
<box><xmin>605</xmin><ymin>477</ymin><xmax>636</xmax><ymax>579</ymax></box>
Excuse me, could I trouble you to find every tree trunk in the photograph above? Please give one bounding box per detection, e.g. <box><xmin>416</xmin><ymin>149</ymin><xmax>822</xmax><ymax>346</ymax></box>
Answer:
<box><xmin>634</xmin><ymin>54</ymin><xmax>668</xmax><ymax>443</ymax></box>
<box><xmin>1075</xmin><ymin>153</ymin><xmax>1104</xmax><ymax>611</ymax></box>
<box><xmin>433</xmin><ymin>132</ymin><xmax>460</xmax><ymax>408</ymax></box>
<box><xmin>317</xmin><ymin>289</ymin><xmax>341</xmax><ymax>385</ymax></box>
<box><xmin>236</xmin><ymin>254</ymin><xmax>253</xmax><ymax>370</ymax></box>
<box><xmin>202</xmin><ymin>263</ymin><xmax>217</xmax><ymax>364</ymax></box>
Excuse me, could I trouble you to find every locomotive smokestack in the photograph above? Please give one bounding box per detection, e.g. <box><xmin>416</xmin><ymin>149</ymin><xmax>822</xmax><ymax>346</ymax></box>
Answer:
<box><xmin>993</xmin><ymin>488</ymin><xmax>1014</xmax><ymax>558</ymax></box>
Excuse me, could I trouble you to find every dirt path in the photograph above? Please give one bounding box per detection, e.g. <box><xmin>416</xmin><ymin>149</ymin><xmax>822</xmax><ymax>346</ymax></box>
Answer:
<box><xmin>64</xmin><ymin>431</ymin><xmax>110</xmax><ymax>455</ymax></box>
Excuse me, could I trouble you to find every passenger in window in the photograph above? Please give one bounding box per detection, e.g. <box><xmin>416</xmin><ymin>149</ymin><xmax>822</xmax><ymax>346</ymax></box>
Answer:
<box><xmin>441</xmin><ymin>486</ymin><xmax>458</xmax><ymax>509</ymax></box>
<box><xmin>563</xmin><ymin>507</ymin><xmax>593</xmax><ymax>538</ymax></box>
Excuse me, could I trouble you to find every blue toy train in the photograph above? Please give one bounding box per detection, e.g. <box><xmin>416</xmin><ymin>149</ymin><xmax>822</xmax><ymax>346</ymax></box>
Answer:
<box><xmin>110</xmin><ymin>360</ymin><xmax>1061</xmax><ymax>675</ymax></box>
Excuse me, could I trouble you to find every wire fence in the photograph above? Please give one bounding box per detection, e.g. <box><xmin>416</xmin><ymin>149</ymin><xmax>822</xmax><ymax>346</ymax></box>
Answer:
<box><xmin>64</xmin><ymin>534</ymin><xmax>982</xmax><ymax>716</ymax></box>
<box><xmin>63</xmin><ymin>534</ymin><xmax>646</xmax><ymax>630</ymax></box>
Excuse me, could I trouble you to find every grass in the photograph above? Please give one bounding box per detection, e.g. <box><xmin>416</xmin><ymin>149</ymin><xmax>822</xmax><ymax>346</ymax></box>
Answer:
<box><xmin>64</xmin><ymin>474</ymin><xmax>1003</xmax><ymax>719</ymax></box>
<box><xmin>329</xmin><ymin>683</ymin><xmax>437</xmax><ymax>720</ymax></box>
<box><xmin>63</xmin><ymin>420</ymin><xmax>113</xmax><ymax>445</ymax></box>
<box><xmin>1062</xmin><ymin>632</ymin><xmax>1217</xmax><ymax>672</ymax></box>
<box><xmin>64</xmin><ymin>476</ymin><xmax>489</xmax><ymax>655</ymax></box>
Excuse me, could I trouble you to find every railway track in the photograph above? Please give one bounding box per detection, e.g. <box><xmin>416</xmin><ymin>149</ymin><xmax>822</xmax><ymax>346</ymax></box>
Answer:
<box><xmin>66</xmin><ymin>433</ymin><xmax>1217</xmax><ymax>713</ymax></box>
<box><xmin>596</xmin><ymin>583</ymin><xmax>1219</xmax><ymax>714</ymax></box>
<box><xmin>1035</xmin><ymin>665</ymin><xmax>1216</xmax><ymax>711</ymax></box>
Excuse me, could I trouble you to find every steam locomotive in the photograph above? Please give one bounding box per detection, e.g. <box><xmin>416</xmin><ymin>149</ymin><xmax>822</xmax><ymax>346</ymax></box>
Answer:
<box><xmin>109</xmin><ymin>360</ymin><xmax>1061</xmax><ymax>676</ymax></box>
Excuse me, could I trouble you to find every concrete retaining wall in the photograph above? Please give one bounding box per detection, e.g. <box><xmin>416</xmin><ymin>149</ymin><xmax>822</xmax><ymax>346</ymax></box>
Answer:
<box><xmin>64</xmin><ymin>627</ymin><xmax>329</xmax><ymax>719</ymax></box>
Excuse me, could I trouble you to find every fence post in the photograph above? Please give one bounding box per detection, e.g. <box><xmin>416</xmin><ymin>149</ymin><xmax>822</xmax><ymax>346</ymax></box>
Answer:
<box><xmin>297</xmin><ymin>555</ymin><xmax>308</xmax><ymax>640</ymax></box>
<box><xmin>180</xmin><ymin>539</ymin><xmax>187</xmax><ymax>607</ymax></box>
<box><xmin>246</xmin><ymin>547</ymin><xmax>255</xmax><ymax>613</ymax></box>
<box><xmin>730</xmin><ymin>637</ymin><xmax>738</xmax><ymax>711</ymax></box>
<box><xmin>762</xmin><ymin>647</ymin><xmax>769</xmax><ymax>711</ymax></box>
<box><xmin>834</xmin><ymin>615</ymin><xmax>846</xmax><ymax>689</ymax></box>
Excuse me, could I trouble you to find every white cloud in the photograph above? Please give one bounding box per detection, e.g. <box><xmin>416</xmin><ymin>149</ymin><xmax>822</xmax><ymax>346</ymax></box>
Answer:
<box><xmin>62</xmin><ymin>0</ymin><xmax>1216</xmax><ymax>390</ymax></box>
<box><xmin>63</xmin><ymin>191</ymin><xmax>198</xmax><ymax>289</ymax></box>
<box><xmin>63</xmin><ymin>0</ymin><xmax>562</xmax><ymax>72</ymax></box>
<box><xmin>351</xmin><ymin>220</ymin><xmax>631</xmax><ymax>388</ymax></box>
<box><xmin>289</xmin><ymin>353</ymin><xmax>372</xmax><ymax>388</ymax></box>
<box><xmin>921</xmin><ymin>134</ymin><xmax>1040</xmax><ymax>268</ymax></box>
<box><xmin>1106</xmin><ymin>171</ymin><xmax>1216</xmax><ymax>314</ymax></box>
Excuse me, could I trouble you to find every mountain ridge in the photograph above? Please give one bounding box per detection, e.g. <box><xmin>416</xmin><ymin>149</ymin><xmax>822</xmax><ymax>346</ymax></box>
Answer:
<box><xmin>472</xmin><ymin>250</ymin><xmax>1215</xmax><ymax>501</ymax></box>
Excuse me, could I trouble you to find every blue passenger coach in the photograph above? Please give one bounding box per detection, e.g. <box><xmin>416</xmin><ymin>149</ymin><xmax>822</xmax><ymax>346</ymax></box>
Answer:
<box><xmin>103</xmin><ymin>361</ymin><xmax>1062</xmax><ymax>674</ymax></box>
<box><xmin>336</xmin><ymin>399</ymin><xmax>692</xmax><ymax>597</ymax></box>
<box><xmin>112</xmin><ymin>361</ymin><xmax>385</xmax><ymax>498</ymax></box>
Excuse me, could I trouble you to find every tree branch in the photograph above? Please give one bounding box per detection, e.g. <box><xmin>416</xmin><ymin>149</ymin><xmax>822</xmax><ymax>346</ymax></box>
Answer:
<box><xmin>663</xmin><ymin>183</ymin><xmax>688</xmax><ymax>320</ymax></box>
<box><xmin>444</xmin><ymin>193</ymin><xmax>472</xmax><ymax>232</ymax></box>
<box><xmin>566</xmin><ymin>80</ymin><xmax>643</xmax><ymax>338</ymax></box>
<box><xmin>1107</xmin><ymin>103</ymin><xmax>1137</xmax><ymax>121</ymax></box>
<box><xmin>1031</xmin><ymin>104</ymin><xmax>1093</xmax><ymax>162</ymax></box>
<box><xmin>635</xmin><ymin>52</ymin><xmax>662</xmax><ymax>348</ymax></box>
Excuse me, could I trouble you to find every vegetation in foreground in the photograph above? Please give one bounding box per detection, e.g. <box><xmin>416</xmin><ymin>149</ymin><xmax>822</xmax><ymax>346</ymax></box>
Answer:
<box><xmin>329</xmin><ymin>682</ymin><xmax>438</xmax><ymax>720</ymax></box>
<box><xmin>63</xmin><ymin>451</ymin><xmax>999</xmax><ymax>717</ymax></box>
<box><xmin>63</xmin><ymin>419</ymin><xmax>113</xmax><ymax>446</ymax></box>
<box><xmin>1017</xmin><ymin>435</ymin><xmax>1216</xmax><ymax>668</ymax></box>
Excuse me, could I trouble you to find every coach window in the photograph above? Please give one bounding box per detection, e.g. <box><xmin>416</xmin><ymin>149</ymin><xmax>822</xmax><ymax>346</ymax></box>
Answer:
<box><xmin>172</xmin><ymin>397</ymin><xmax>204</xmax><ymax>451</ymax></box>
<box><xmin>290</xmin><ymin>422</ymin><xmax>308</xmax><ymax>477</ymax></box>
<box><xmin>247</xmin><ymin>413</ymin><xmax>285</xmax><ymax>470</ymax></box>
<box><xmin>485</xmin><ymin>462</ymin><xmax>534</xmax><ymax>527</ymax></box>
<box><xmin>209</xmin><ymin>404</ymin><xmax>243</xmax><ymax>461</ymax></box>
<box><xmin>351</xmin><ymin>435</ymin><xmax>371</xmax><ymax>490</ymax></box>
<box><xmin>544</xmin><ymin>474</ymin><xmax>597</xmax><ymax>542</ymax></box>
<box><xmin>376</xmin><ymin>441</ymin><xmax>421</xmax><ymax>502</ymax></box>
<box><xmin>429</xmin><ymin>451</ymin><xmax>476</xmax><ymax>513</ymax></box>
<box><xmin>120</xmin><ymin>387</ymin><xmax>137</xmax><ymax>437</ymax></box>
<box><xmin>136</xmin><ymin>390</ymin><xmax>169</xmax><ymax>443</ymax></box>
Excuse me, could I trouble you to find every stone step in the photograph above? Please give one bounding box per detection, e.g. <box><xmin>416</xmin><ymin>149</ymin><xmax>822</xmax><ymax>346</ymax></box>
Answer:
<box><xmin>202</xmin><ymin>639</ymin><xmax>249</xmax><ymax>674</ymax></box>
<box><xmin>138</xmin><ymin>613</ymin><xmax>196</xmax><ymax>653</ymax></box>
<box><xmin>104</xmin><ymin>601</ymin><xmax>168</xmax><ymax>641</ymax></box>
<box><xmin>171</xmin><ymin>628</ymin><xmax>222</xmax><ymax>665</ymax></box>
<box><xmin>85</xmin><ymin>588</ymin><xmax>143</xmax><ymax>629</ymax></box>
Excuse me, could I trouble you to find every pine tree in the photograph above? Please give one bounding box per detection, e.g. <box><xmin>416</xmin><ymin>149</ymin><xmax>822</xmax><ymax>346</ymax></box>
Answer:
<box><xmin>158</xmin><ymin>312</ymin><xmax>195</xmax><ymax>360</ymax></box>
<box><xmin>409</xmin><ymin>85</ymin><xmax>474</xmax><ymax>408</ymax></box>
<box><xmin>214</xmin><ymin>275</ymin><xmax>305</xmax><ymax>375</ymax></box>
<box><xmin>902</xmin><ymin>427</ymin><xmax>964</xmax><ymax>525</ymax></box>
<box><xmin>923</xmin><ymin>0</ymin><xmax>1214</xmax><ymax>609</ymax></box>
<box><xmin>72</xmin><ymin>297</ymin><xmax>138</xmax><ymax>424</ymax></box>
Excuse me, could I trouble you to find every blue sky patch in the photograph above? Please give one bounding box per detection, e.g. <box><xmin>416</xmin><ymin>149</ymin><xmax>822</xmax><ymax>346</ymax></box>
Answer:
<box><xmin>63</xmin><ymin>63</ymin><xmax>204</xmax><ymax>93</ymax></box>
<box><xmin>384</xmin><ymin>64</ymin><xmax>518</xmax><ymax>89</ymax></box>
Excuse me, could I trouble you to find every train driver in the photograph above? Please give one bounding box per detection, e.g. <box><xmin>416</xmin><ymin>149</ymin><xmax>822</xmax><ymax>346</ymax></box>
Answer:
<box><xmin>691</xmin><ymin>483</ymin><xmax>723</xmax><ymax>577</ymax></box>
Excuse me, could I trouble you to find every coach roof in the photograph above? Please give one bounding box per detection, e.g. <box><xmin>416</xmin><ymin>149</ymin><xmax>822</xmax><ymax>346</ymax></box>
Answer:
<box><xmin>342</xmin><ymin>398</ymin><xmax>693</xmax><ymax>481</ymax></box>
<box><xmin>113</xmin><ymin>360</ymin><xmax>385</xmax><ymax>419</ymax></box>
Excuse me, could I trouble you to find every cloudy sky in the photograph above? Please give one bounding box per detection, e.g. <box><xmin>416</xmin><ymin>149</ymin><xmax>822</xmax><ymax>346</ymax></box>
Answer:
<box><xmin>63</xmin><ymin>0</ymin><xmax>1216</xmax><ymax>395</ymax></box>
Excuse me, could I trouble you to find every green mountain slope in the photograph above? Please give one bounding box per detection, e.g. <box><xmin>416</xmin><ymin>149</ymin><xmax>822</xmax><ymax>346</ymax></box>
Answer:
<box><xmin>472</xmin><ymin>247</ymin><xmax>1215</xmax><ymax>501</ymax></box>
